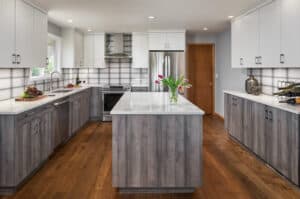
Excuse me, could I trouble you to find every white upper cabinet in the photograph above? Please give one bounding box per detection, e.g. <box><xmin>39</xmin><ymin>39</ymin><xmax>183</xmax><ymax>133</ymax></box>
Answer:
<box><xmin>0</xmin><ymin>0</ymin><xmax>47</xmax><ymax>68</ymax></box>
<box><xmin>231</xmin><ymin>18</ymin><xmax>244</xmax><ymax>68</ymax></box>
<box><xmin>132</xmin><ymin>32</ymin><xmax>149</xmax><ymax>68</ymax></box>
<box><xmin>242</xmin><ymin>11</ymin><xmax>259</xmax><ymax>67</ymax></box>
<box><xmin>259</xmin><ymin>1</ymin><xmax>281</xmax><ymax>67</ymax></box>
<box><xmin>0</xmin><ymin>0</ymin><xmax>15</xmax><ymax>68</ymax></box>
<box><xmin>231</xmin><ymin>0</ymin><xmax>300</xmax><ymax>68</ymax></box>
<box><xmin>148</xmin><ymin>31</ymin><xmax>185</xmax><ymax>51</ymax></box>
<box><xmin>33</xmin><ymin>8</ymin><xmax>48</xmax><ymax>68</ymax></box>
<box><xmin>84</xmin><ymin>33</ymin><xmax>105</xmax><ymax>68</ymax></box>
<box><xmin>74</xmin><ymin>31</ymin><xmax>84</xmax><ymax>67</ymax></box>
<box><xmin>16</xmin><ymin>0</ymin><xmax>34</xmax><ymax>68</ymax></box>
<box><xmin>281</xmin><ymin>0</ymin><xmax>300</xmax><ymax>67</ymax></box>
<box><xmin>94</xmin><ymin>34</ymin><xmax>105</xmax><ymax>68</ymax></box>
<box><xmin>62</xmin><ymin>28</ymin><xmax>84</xmax><ymax>68</ymax></box>
<box><xmin>84</xmin><ymin>35</ymin><xmax>94</xmax><ymax>67</ymax></box>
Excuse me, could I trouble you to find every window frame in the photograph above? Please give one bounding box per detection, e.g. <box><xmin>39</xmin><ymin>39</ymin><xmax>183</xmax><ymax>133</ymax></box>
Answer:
<box><xmin>29</xmin><ymin>33</ymin><xmax>62</xmax><ymax>81</ymax></box>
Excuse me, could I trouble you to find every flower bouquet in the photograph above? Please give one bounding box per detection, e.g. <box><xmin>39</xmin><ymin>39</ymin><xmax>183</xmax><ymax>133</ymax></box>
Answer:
<box><xmin>155</xmin><ymin>75</ymin><xmax>192</xmax><ymax>104</ymax></box>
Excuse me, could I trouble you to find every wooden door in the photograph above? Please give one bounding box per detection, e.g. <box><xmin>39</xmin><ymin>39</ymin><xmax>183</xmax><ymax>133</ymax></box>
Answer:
<box><xmin>187</xmin><ymin>44</ymin><xmax>214</xmax><ymax>114</ymax></box>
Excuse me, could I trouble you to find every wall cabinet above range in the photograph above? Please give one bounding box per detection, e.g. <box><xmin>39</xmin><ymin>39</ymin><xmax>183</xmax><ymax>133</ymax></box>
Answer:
<box><xmin>83</xmin><ymin>33</ymin><xmax>105</xmax><ymax>68</ymax></box>
<box><xmin>148</xmin><ymin>31</ymin><xmax>186</xmax><ymax>51</ymax></box>
<box><xmin>0</xmin><ymin>0</ymin><xmax>47</xmax><ymax>68</ymax></box>
<box><xmin>231</xmin><ymin>0</ymin><xmax>300</xmax><ymax>68</ymax></box>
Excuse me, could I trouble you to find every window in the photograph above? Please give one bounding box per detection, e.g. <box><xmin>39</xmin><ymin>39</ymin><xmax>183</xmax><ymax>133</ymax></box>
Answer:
<box><xmin>30</xmin><ymin>33</ymin><xmax>61</xmax><ymax>79</ymax></box>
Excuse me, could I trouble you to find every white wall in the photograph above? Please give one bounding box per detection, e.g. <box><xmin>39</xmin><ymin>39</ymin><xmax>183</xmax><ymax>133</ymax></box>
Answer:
<box><xmin>186</xmin><ymin>32</ymin><xmax>217</xmax><ymax>44</ymax></box>
<box><xmin>215</xmin><ymin>27</ymin><xmax>247</xmax><ymax>116</ymax></box>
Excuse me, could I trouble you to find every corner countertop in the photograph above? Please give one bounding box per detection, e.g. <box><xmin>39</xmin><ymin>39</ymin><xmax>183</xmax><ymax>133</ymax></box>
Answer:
<box><xmin>111</xmin><ymin>92</ymin><xmax>205</xmax><ymax>115</ymax></box>
<box><xmin>224</xmin><ymin>90</ymin><xmax>300</xmax><ymax>114</ymax></box>
<box><xmin>0</xmin><ymin>87</ymin><xmax>91</xmax><ymax>115</ymax></box>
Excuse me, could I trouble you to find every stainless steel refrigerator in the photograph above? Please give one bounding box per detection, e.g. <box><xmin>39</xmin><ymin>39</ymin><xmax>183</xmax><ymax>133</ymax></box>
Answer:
<box><xmin>149</xmin><ymin>51</ymin><xmax>185</xmax><ymax>92</ymax></box>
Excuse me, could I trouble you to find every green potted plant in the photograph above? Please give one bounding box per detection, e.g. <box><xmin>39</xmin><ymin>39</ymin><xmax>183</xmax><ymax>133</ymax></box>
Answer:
<box><xmin>155</xmin><ymin>75</ymin><xmax>192</xmax><ymax>104</ymax></box>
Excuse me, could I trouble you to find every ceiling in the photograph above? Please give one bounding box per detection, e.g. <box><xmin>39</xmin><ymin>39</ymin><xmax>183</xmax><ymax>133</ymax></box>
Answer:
<box><xmin>31</xmin><ymin>0</ymin><xmax>266</xmax><ymax>33</ymax></box>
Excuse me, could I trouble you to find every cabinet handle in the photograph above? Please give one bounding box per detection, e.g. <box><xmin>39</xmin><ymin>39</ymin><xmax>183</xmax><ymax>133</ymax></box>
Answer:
<box><xmin>255</xmin><ymin>57</ymin><xmax>258</xmax><ymax>64</ymax></box>
<box><xmin>12</xmin><ymin>54</ymin><xmax>16</xmax><ymax>64</ymax></box>
<box><xmin>16</xmin><ymin>54</ymin><xmax>21</xmax><ymax>64</ymax></box>
<box><xmin>46</xmin><ymin>57</ymin><xmax>49</xmax><ymax>66</ymax></box>
<box><xmin>25</xmin><ymin>111</ymin><xmax>35</xmax><ymax>118</ymax></box>
<box><xmin>240</xmin><ymin>58</ymin><xmax>244</xmax><ymax>66</ymax></box>
<box><xmin>259</xmin><ymin>56</ymin><xmax>262</xmax><ymax>65</ymax></box>
<box><xmin>265</xmin><ymin>109</ymin><xmax>269</xmax><ymax>120</ymax></box>
<box><xmin>54</xmin><ymin>100</ymin><xmax>69</xmax><ymax>106</ymax></box>
<box><xmin>280</xmin><ymin>54</ymin><xmax>285</xmax><ymax>64</ymax></box>
<box><xmin>268</xmin><ymin>111</ymin><xmax>273</xmax><ymax>121</ymax></box>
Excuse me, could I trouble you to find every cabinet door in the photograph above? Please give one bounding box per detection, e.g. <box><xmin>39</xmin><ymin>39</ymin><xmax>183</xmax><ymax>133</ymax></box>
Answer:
<box><xmin>15</xmin><ymin>118</ymin><xmax>32</xmax><ymax>183</ymax></box>
<box><xmin>33</xmin><ymin>9</ymin><xmax>47</xmax><ymax>68</ymax></box>
<box><xmin>243</xmin><ymin>99</ymin><xmax>254</xmax><ymax>149</ymax></box>
<box><xmin>266</xmin><ymin>108</ymin><xmax>299</xmax><ymax>185</ymax></box>
<box><xmin>90</xmin><ymin>88</ymin><xmax>102</xmax><ymax>120</ymax></box>
<box><xmin>0</xmin><ymin>0</ymin><xmax>15</xmax><ymax>68</ymax></box>
<box><xmin>242</xmin><ymin>11</ymin><xmax>259</xmax><ymax>67</ymax></box>
<box><xmin>16</xmin><ymin>0</ymin><xmax>34</xmax><ymax>67</ymax></box>
<box><xmin>225</xmin><ymin>94</ymin><xmax>243</xmax><ymax>141</ymax></box>
<box><xmin>84</xmin><ymin>35</ymin><xmax>95</xmax><ymax>67</ymax></box>
<box><xmin>70</xmin><ymin>96</ymin><xmax>81</xmax><ymax>134</ymax></box>
<box><xmin>30</xmin><ymin>116</ymin><xmax>42</xmax><ymax>169</ymax></box>
<box><xmin>148</xmin><ymin>32</ymin><xmax>166</xmax><ymax>50</ymax></box>
<box><xmin>132</xmin><ymin>33</ymin><xmax>149</xmax><ymax>68</ymax></box>
<box><xmin>94</xmin><ymin>34</ymin><xmax>105</xmax><ymax>68</ymax></box>
<box><xmin>231</xmin><ymin>18</ymin><xmax>244</xmax><ymax>68</ymax></box>
<box><xmin>259</xmin><ymin>1</ymin><xmax>281</xmax><ymax>67</ymax></box>
<box><xmin>166</xmin><ymin>32</ymin><xmax>185</xmax><ymax>51</ymax></box>
<box><xmin>40</xmin><ymin>107</ymin><xmax>53</xmax><ymax>161</ymax></box>
<box><xmin>252</xmin><ymin>103</ymin><xmax>267</xmax><ymax>159</ymax></box>
<box><xmin>74</xmin><ymin>31</ymin><xmax>84</xmax><ymax>67</ymax></box>
<box><xmin>281</xmin><ymin>0</ymin><xmax>300</xmax><ymax>67</ymax></box>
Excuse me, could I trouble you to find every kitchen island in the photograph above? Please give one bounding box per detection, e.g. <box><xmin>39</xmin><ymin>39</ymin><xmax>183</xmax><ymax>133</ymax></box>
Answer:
<box><xmin>111</xmin><ymin>92</ymin><xmax>204</xmax><ymax>193</ymax></box>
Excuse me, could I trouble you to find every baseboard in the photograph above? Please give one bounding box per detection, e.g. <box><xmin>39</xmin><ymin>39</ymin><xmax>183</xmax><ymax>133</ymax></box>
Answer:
<box><xmin>213</xmin><ymin>112</ymin><xmax>224</xmax><ymax>121</ymax></box>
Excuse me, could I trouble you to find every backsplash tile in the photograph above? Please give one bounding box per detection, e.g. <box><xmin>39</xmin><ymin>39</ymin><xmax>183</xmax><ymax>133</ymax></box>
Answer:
<box><xmin>0</xmin><ymin>65</ymin><xmax>148</xmax><ymax>101</ymax></box>
<box><xmin>250</xmin><ymin>68</ymin><xmax>300</xmax><ymax>95</ymax></box>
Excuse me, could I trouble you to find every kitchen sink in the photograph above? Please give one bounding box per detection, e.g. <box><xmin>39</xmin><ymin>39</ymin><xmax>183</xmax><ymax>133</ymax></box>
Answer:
<box><xmin>51</xmin><ymin>89</ymin><xmax>73</xmax><ymax>93</ymax></box>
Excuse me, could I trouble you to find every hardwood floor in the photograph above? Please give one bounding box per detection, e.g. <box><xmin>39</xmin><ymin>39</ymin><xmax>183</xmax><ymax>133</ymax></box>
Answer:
<box><xmin>1</xmin><ymin>116</ymin><xmax>300</xmax><ymax>199</ymax></box>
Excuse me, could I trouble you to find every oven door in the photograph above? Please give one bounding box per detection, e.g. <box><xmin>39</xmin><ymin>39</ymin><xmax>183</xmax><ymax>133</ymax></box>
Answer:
<box><xmin>102</xmin><ymin>91</ymin><xmax>124</xmax><ymax>121</ymax></box>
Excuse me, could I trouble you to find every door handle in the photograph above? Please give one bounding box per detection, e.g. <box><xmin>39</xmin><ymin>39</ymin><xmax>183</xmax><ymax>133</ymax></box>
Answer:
<box><xmin>54</xmin><ymin>100</ymin><xmax>69</xmax><ymax>106</ymax></box>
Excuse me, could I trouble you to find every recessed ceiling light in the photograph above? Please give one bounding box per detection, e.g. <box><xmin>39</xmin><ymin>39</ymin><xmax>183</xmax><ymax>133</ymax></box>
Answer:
<box><xmin>203</xmin><ymin>27</ymin><xmax>208</xmax><ymax>31</ymax></box>
<box><xmin>228</xmin><ymin>15</ymin><xmax>234</xmax><ymax>19</ymax></box>
<box><xmin>148</xmin><ymin>16</ymin><xmax>156</xmax><ymax>20</ymax></box>
<box><xmin>67</xmin><ymin>19</ymin><xmax>73</xmax><ymax>23</ymax></box>
<box><xmin>88</xmin><ymin>28</ymin><xmax>92</xmax><ymax>32</ymax></box>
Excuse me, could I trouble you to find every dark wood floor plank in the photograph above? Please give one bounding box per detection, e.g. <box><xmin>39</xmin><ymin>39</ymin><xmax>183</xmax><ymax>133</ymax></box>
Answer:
<box><xmin>1</xmin><ymin>116</ymin><xmax>300</xmax><ymax>199</ymax></box>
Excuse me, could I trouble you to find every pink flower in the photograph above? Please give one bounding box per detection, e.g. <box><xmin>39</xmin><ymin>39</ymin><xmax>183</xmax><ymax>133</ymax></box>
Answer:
<box><xmin>155</xmin><ymin>80</ymin><xmax>160</xmax><ymax>84</ymax></box>
<box><xmin>158</xmin><ymin>74</ymin><xmax>164</xmax><ymax>79</ymax></box>
<box><xmin>178</xmin><ymin>86</ymin><xmax>184</xmax><ymax>93</ymax></box>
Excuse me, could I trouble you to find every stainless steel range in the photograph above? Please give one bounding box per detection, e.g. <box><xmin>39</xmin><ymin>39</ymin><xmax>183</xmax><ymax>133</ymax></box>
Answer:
<box><xmin>102</xmin><ymin>85</ymin><xmax>130</xmax><ymax>121</ymax></box>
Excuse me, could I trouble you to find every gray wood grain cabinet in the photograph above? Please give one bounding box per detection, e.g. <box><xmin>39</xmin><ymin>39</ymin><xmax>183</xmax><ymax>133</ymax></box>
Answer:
<box><xmin>224</xmin><ymin>93</ymin><xmax>243</xmax><ymax>142</ymax></box>
<box><xmin>89</xmin><ymin>87</ymin><xmax>102</xmax><ymax>121</ymax></box>
<box><xmin>225</xmin><ymin>93</ymin><xmax>300</xmax><ymax>185</ymax></box>
<box><xmin>14</xmin><ymin>105</ymin><xmax>54</xmax><ymax>188</ymax></box>
<box><xmin>69</xmin><ymin>89</ymin><xmax>90</xmax><ymax>136</ymax></box>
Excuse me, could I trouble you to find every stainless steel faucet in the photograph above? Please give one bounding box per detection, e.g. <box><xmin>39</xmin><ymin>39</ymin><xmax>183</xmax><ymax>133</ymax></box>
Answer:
<box><xmin>50</xmin><ymin>71</ymin><xmax>60</xmax><ymax>91</ymax></box>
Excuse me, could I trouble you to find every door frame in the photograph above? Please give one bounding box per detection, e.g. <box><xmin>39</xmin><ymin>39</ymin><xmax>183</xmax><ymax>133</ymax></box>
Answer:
<box><xmin>186</xmin><ymin>43</ymin><xmax>215</xmax><ymax>115</ymax></box>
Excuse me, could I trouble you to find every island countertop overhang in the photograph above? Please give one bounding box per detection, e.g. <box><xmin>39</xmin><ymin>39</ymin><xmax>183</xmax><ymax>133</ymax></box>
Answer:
<box><xmin>110</xmin><ymin>92</ymin><xmax>205</xmax><ymax>115</ymax></box>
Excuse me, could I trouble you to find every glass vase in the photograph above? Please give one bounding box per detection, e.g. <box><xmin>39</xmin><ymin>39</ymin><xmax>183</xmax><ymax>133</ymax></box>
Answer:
<box><xmin>168</xmin><ymin>87</ymin><xmax>179</xmax><ymax>104</ymax></box>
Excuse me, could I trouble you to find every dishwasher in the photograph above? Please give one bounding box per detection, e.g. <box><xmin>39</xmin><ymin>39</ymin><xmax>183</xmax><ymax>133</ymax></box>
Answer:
<box><xmin>53</xmin><ymin>98</ymin><xmax>70</xmax><ymax>148</ymax></box>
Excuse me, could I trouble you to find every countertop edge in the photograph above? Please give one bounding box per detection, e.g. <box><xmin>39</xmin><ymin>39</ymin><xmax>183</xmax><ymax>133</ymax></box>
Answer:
<box><xmin>224</xmin><ymin>90</ymin><xmax>300</xmax><ymax>115</ymax></box>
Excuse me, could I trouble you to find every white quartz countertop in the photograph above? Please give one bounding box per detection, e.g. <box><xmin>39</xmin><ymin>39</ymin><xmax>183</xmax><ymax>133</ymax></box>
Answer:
<box><xmin>224</xmin><ymin>90</ymin><xmax>300</xmax><ymax>114</ymax></box>
<box><xmin>0</xmin><ymin>87</ymin><xmax>91</xmax><ymax>115</ymax></box>
<box><xmin>111</xmin><ymin>92</ymin><xmax>205</xmax><ymax>115</ymax></box>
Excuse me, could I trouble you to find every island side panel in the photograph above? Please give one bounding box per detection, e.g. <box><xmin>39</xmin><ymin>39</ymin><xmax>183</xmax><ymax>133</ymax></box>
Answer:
<box><xmin>112</xmin><ymin>114</ymin><xmax>203</xmax><ymax>189</ymax></box>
